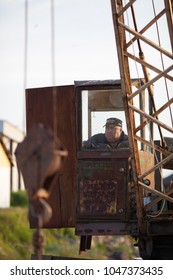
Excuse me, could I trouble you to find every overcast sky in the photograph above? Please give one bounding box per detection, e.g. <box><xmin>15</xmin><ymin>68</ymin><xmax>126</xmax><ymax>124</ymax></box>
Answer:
<box><xmin>0</xmin><ymin>0</ymin><xmax>172</xmax><ymax>138</ymax></box>
<box><xmin>0</xmin><ymin>0</ymin><xmax>119</xmax><ymax>131</ymax></box>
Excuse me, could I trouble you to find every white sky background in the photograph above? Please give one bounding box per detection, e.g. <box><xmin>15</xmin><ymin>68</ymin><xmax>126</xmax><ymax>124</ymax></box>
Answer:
<box><xmin>0</xmin><ymin>0</ymin><xmax>172</xmax><ymax>140</ymax></box>
<box><xmin>0</xmin><ymin>0</ymin><xmax>118</xmax><ymax>131</ymax></box>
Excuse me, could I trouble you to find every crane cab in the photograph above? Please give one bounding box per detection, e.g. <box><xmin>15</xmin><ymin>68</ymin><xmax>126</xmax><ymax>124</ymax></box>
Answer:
<box><xmin>26</xmin><ymin>80</ymin><xmax>154</xmax><ymax>240</ymax></box>
<box><xmin>74</xmin><ymin>80</ymin><xmax>155</xmax><ymax>241</ymax></box>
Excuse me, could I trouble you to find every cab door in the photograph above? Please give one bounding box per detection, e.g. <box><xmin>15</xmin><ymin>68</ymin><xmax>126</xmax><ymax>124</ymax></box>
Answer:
<box><xmin>26</xmin><ymin>85</ymin><xmax>77</xmax><ymax>228</ymax></box>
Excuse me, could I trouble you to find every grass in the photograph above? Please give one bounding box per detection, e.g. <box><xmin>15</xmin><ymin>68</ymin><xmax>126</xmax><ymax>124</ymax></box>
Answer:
<box><xmin>0</xmin><ymin>207</ymin><xmax>32</xmax><ymax>259</ymax></box>
<box><xmin>11</xmin><ymin>190</ymin><xmax>28</xmax><ymax>207</ymax></box>
<box><xmin>0</xmin><ymin>206</ymin><xmax>138</xmax><ymax>260</ymax></box>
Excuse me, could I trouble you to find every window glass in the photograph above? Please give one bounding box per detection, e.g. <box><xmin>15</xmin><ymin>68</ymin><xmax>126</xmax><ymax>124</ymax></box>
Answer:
<box><xmin>81</xmin><ymin>89</ymin><xmax>127</xmax><ymax>149</ymax></box>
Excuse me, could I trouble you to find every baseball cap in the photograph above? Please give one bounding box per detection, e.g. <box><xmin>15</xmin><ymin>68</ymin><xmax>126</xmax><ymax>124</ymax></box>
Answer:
<box><xmin>103</xmin><ymin>117</ymin><xmax>122</xmax><ymax>127</ymax></box>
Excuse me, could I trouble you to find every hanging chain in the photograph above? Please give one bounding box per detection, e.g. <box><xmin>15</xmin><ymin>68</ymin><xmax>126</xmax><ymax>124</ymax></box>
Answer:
<box><xmin>30</xmin><ymin>197</ymin><xmax>52</xmax><ymax>259</ymax></box>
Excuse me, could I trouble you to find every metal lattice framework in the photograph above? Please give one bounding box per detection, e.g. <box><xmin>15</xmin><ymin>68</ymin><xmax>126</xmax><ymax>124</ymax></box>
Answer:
<box><xmin>111</xmin><ymin>0</ymin><xmax>173</xmax><ymax>233</ymax></box>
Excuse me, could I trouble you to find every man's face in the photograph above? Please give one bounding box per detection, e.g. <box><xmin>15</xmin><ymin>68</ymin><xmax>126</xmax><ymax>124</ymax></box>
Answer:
<box><xmin>105</xmin><ymin>125</ymin><xmax>122</xmax><ymax>143</ymax></box>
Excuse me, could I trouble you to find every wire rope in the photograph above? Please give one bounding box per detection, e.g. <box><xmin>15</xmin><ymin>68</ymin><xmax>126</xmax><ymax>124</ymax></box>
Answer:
<box><xmin>152</xmin><ymin>0</ymin><xmax>173</xmax><ymax>128</ymax></box>
<box><xmin>23</xmin><ymin>0</ymin><xmax>28</xmax><ymax>133</ymax></box>
<box><xmin>51</xmin><ymin>0</ymin><xmax>55</xmax><ymax>86</ymax></box>
<box><xmin>50</xmin><ymin>0</ymin><xmax>57</xmax><ymax>144</ymax></box>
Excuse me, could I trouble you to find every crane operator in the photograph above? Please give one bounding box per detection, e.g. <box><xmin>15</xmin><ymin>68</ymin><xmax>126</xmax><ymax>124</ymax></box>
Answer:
<box><xmin>83</xmin><ymin>117</ymin><xmax>129</xmax><ymax>149</ymax></box>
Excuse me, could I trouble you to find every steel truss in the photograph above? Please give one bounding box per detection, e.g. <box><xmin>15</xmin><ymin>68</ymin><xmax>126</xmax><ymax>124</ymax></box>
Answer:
<box><xmin>111</xmin><ymin>0</ymin><xmax>173</xmax><ymax>234</ymax></box>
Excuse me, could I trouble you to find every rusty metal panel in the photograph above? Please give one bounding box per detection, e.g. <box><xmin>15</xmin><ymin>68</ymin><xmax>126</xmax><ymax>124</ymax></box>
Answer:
<box><xmin>76</xmin><ymin>221</ymin><xmax>138</xmax><ymax>236</ymax></box>
<box><xmin>163</xmin><ymin>137</ymin><xmax>173</xmax><ymax>169</ymax></box>
<box><xmin>148</xmin><ymin>221</ymin><xmax>173</xmax><ymax>235</ymax></box>
<box><xmin>26</xmin><ymin>85</ymin><xmax>77</xmax><ymax>228</ymax></box>
<box><xmin>79</xmin><ymin>179</ymin><xmax>117</xmax><ymax>215</ymax></box>
<box><xmin>77</xmin><ymin>158</ymin><xmax>129</xmax><ymax>220</ymax></box>
<box><xmin>139</xmin><ymin>150</ymin><xmax>155</xmax><ymax>189</ymax></box>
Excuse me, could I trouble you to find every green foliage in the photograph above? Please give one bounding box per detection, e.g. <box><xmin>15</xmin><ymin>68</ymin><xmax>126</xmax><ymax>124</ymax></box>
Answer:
<box><xmin>11</xmin><ymin>190</ymin><xmax>28</xmax><ymax>207</ymax></box>
<box><xmin>0</xmin><ymin>207</ymin><xmax>138</xmax><ymax>260</ymax></box>
<box><xmin>0</xmin><ymin>208</ymin><xmax>33</xmax><ymax>259</ymax></box>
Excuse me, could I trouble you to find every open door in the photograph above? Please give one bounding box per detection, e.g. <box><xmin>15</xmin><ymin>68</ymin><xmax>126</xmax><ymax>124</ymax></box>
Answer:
<box><xmin>26</xmin><ymin>85</ymin><xmax>77</xmax><ymax>228</ymax></box>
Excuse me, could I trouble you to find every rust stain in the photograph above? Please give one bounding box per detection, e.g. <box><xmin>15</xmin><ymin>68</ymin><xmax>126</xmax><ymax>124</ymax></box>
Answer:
<box><xmin>79</xmin><ymin>179</ymin><xmax>117</xmax><ymax>215</ymax></box>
